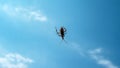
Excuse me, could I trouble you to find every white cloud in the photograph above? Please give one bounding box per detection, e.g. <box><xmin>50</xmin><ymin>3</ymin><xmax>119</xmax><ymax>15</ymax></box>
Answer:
<box><xmin>1</xmin><ymin>4</ymin><xmax>47</xmax><ymax>22</ymax></box>
<box><xmin>69</xmin><ymin>43</ymin><xmax>85</xmax><ymax>56</ymax></box>
<box><xmin>64</xmin><ymin>42</ymin><xmax>119</xmax><ymax>68</ymax></box>
<box><xmin>2</xmin><ymin>4</ymin><xmax>16</xmax><ymax>16</ymax></box>
<box><xmin>89</xmin><ymin>48</ymin><xmax>118</xmax><ymax>68</ymax></box>
<box><xmin>0</xmin><ymin>53</ymin><xmax>33</xmax><ymax>68</ymax></box>
<box><xmin>29</xmin><ymin>11</ymin><xmax>47</xmax><ymax>22</ymax></box>
<box><xmin>89</xmin><ymin>48</ymin><xmax>102</xmax><ymax>54</ymax></box>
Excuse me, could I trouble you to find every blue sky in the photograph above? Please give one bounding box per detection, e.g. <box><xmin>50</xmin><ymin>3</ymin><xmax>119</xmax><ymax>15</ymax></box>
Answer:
<box><xmin>0</xmin><ymin>0</ymin><xmax>120</xmax><ymax>68</ymax></box>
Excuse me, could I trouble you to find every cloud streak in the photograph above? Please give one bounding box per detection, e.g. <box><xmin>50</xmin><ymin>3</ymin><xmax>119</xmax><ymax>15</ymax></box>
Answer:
<box><xmin>0</xmin><ymin>53</ymin><xmax>33</xmax><ymax>68</ymax></box>
<box><xmin>68</xmin><ymin>42</ymin><xmax>85</xmax><ymax>56</ymax></box>
<box><xmin>67</xmin><ymin>42</ymin><xmax>118</xmax><ymax>68</ymax></box>
<box><xmin>1</xmin><ymin>4</ymin><xmax>47</xmax><ymax>22</ymax></box>
<box><xmin>89</xmin><ymin>48</ymin><xmax>118</xmax><ymax>68</ymax></box>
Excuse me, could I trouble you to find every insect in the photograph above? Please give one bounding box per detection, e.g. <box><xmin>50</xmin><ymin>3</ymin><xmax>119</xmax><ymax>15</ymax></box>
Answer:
<box><xmin>55</xmin><ymin>26</ymin><xmax>67</xmax><ymax>40</ymax></box>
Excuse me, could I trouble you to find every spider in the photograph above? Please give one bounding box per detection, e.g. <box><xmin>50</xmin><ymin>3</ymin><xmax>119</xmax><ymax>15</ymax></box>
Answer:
<box><xmin>55</xmin><ymin>26</ymin><xmax>67</xmax><ymax>40</ymax></box>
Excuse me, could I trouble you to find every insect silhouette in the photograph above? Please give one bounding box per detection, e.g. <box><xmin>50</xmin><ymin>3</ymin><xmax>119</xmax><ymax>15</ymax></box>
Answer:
<box><xmin>55</xmin><ymin>26</ymin><xmax>67</xmax><ymax>40</ymax></box>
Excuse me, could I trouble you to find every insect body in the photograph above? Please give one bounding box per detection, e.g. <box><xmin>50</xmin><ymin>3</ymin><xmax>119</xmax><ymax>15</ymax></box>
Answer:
<box><xmin>56</xmin><ymin>26</ymin><xmax>67</xmax><ymax>40</ymax></box>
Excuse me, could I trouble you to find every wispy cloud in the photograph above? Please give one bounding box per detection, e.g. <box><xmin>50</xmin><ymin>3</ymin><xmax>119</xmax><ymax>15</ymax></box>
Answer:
<box><xmin>67</xmin><ymin>42</ymin><xmax>118</xmax><ymax>68</ymax></box>
<box><xmin>89</xmin><ymin>48</ymin><xmax>118</xmax><ymax>68</ymax></box>
<box><xmin>0</xmin><ymin>53</ymin><xmax>33</xmax><ymax>68</ymax></box>
<box><xmin>68</xmin><ymin>42</ymin><xmax>85</xmax><ymax>56</ymax></box>
<box><xmin>1</xmin><ymin>4</ymin><xmax>47</xmax><ymax>22</ymax></box>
